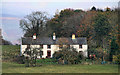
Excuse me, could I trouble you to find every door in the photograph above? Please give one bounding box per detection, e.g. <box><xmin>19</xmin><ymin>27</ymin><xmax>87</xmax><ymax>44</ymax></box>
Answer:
<box><xmin>47</xmin><ymin>50</ymin><xmax>51</xmax><ymax>58</ymax></box>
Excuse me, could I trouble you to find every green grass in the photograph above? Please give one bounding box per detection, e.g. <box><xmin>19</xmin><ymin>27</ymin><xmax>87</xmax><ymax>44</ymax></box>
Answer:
<box><xmin>2</xmin><ymin>62</ymin><xmax>118</xmax><ymax>73</ymax></box>
<box><xmin>2</xmin><ymin>45</ymin><xmax>20</xmax><ymax>52</ymax></box>
<box><xmin>2</xmin><ymin>45</ymin><xmax>20</xmax><ymax>61</ymax></box>
<box><xmin>36</xmin><ymin>58</ymin><xmax>58</xmax><ymax>65</ymax></box>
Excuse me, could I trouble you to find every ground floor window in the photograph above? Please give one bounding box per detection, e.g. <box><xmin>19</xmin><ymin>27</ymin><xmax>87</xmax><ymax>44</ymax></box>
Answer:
<box><xmin>47</xmin><ymin>50</ymin><xmax>51</xmax><ymax>58</ymax></box>
<box><xmin>40</xmin><ymin>51</ymin><xmax>43</xmax><ymax>55</ymax></box>
<box><xmin>79</xmin><ymin>44</ymin><xmax>82</xmax><ymax>48</ymax></box>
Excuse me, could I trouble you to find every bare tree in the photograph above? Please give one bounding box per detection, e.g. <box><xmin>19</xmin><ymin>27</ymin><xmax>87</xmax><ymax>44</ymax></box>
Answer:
<box><xmin>20</xmin><ymin>11</ymin><xmax>48</xmax><ymax>37</ymax></box>
<box><xmin>24</xmin><ymin>45</ymin><xmax>43</xmax><ymax>67</ymax></box>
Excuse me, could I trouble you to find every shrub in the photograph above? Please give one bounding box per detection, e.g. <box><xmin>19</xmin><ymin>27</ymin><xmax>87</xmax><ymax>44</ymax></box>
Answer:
<box><xmin>113</xmin><ymin>54</ymin><xmax>120</xmax><ymax>64</ymax></box>
<box><xmin>14</xmin><ymin>55</ymin><xmax>25</xmax><ymax>64</ymax></box>
<box><xmin>88</xmin><ymin>47</ymin><xmax>109</xmax><ymax>62</ymax></box>
<box><xmin>53</xmin><ymin>47</ymin><xmax>84</xmax><ymax>64</ymax></box>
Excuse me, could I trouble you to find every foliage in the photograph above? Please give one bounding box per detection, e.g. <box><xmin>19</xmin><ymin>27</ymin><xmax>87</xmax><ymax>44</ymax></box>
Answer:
<box><xmin>113</xmin><ymin>54</ymin><xmax>120</xmax><ymax>64</ymax></box>
<box><xmin>109</xmin><ymin>38</ymin><xmax>119</xmax><ymax>61</ymax></box>
<box><xmin>93</xmin><ymin>13</ymin><xmax>111</xmax><ymax>47</ymax></box>
<box><xmin>23</xmin><ymin>46</ymin><xmax>43</xmax><ymax>67</ymax></box>
<box><xmin>47</xmin><ymin>8</ymin><xmax>86</xmax><ymax>37</ymax></box>
<box><xmin>90</xmin><ymin>6</ymin><xmax>97</xmax><ymax>11</ymax></box>
<box><xmin>2</xmin><ymin>39</ymin><xmax>12</xmax><ymax>45</ymax></box>
<box><xmin>88</xmin><ymin>47</ymin><xmax>109</xmax><ymax>61</ymax></box>
<box><xmin>53</xmin><ymin>47</ymin><xmax>84</xmax><ymax>64</ymax></box>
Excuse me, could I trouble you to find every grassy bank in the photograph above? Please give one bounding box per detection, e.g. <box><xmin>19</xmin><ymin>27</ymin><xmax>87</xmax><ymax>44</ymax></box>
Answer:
<box><xmin>2</xmin><ymin>62</ymin><xmax>118</xmax><ymax>73</ymax></box>
<box><xmin>2</xmin><ymin>45</ymin><xmax>20</xmax><ymax>61</ymax></box>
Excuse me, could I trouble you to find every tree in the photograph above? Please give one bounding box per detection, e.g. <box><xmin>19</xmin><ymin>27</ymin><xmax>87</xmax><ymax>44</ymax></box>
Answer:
<box><xmin>109</xmin><ymin>38</ymin><xmax>119</xmax><ymax>61</ymax></box>
<box><xmin>24</xmin><ymin>45</ymin><xmax>43</xmax><ymax>67</ymax></box>
<box><xmin>53</xmin><ymin>47</ymin><xmax>84</xmax><ymax>64</ymax></box>
<box><xmin>2</xmin><ymin>39</ymin><xmax>12</xmax><ymax>45</ymax></box>
<box><xmin>61</xmin><ymin>12</ymin><xmax>85</xmax><ymax>37</ymax></box>
<box><xmin>91</xmin><ymin>6</ymin><xmax>96</xmax><ymax>11</ymax></box>
<box><xmin>93</xmin><ymin>13</ymin><xmax>111</xmax><ymax>47</ymax></box>
<box><xmin>105</xmin><ymin>7</ymin><xmax>111</xmax><ymax>12</ymax></box>
<box><xmin>47</xmin><ymin>8</ymin><xmax>77</xmax><ymax>37</ymax></box>
<box><xmin>20</xmin><ymin>11</ymin><xmax>48</xmax><ymax>37</ymax></box>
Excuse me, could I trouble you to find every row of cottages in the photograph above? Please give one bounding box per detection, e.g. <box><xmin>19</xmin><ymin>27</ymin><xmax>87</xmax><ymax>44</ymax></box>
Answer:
<box><xmin>21</xmin><ymin>33</ymin><xmax>88</xmax><ymax>58</ymax></box>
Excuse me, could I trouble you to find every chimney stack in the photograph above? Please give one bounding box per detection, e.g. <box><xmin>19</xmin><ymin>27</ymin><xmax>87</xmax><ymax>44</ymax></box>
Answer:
<box><xmin>72</xmin><ymin>34</ymin><xmax>75</xmax><ymax>39</ymax></box>
<box><xmin>33</xmin><ymin>33</ymin><xmax>36</xmax><ymax>40</ymax></box>
<box><xmin>53</xmin><ymin>33</ymin><xmax>56</xmax><ymax>40</ymax></box>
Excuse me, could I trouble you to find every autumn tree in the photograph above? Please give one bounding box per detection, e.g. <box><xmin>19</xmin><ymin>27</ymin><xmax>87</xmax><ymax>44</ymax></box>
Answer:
<box><xmin>20</xmin><ymin>11</ymin><xmax>48</xmax><ymax>37</ymax></box>
<box><xmin>47</xmin><ymin>8</ymin><xmax>85</xmax><ymax>37</ymax></box>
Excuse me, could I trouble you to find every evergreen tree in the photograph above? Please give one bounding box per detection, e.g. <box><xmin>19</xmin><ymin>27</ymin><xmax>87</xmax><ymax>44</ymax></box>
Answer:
<box><xmin>109</xmin><ymin>38</ymin><xmax>119</xmax><ymax>61</ymax></box>
<box><xmin>93</xmin><ymin>13</ymin><xmax>111</xmax><ymax>47</ymax></box>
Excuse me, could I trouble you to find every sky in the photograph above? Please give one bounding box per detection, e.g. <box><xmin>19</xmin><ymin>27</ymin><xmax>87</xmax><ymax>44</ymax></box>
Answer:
<box><xmin>0</xmin><ymin>0</ymin><xmax>119</xmax><ymax>44</ymax></box>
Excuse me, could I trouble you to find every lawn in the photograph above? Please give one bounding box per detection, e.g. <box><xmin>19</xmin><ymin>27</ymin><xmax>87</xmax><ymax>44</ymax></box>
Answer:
<box><xmin>2</xmin><ymin>62</ymin><xmax>118</xmax><ymax>73</ymax></box>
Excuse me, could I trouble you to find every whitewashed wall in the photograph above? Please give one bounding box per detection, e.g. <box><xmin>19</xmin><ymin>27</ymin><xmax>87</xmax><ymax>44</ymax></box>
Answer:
<box><xmin>21</xmin><ymin>44</ymin><xmax>88</xmax><ymax>58</ymax></box>
<box><xmin>70</xmin><ymin>45</ymin><xmax>88</xmax><ymax>57</ymax></box>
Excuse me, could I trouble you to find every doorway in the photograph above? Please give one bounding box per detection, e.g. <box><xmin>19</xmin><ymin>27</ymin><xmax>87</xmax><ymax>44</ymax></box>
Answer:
<box><xmin>47</xmin><ymin>50</ymin><xmax>51</xmax><ymax>58</ymax></box>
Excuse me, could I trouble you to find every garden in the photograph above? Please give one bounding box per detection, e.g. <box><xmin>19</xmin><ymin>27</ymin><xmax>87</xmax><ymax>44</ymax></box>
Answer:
<box><xmin>2</xmin><ymin>45</ymin><xmax>119</xmax><ymax>73</ymax></box>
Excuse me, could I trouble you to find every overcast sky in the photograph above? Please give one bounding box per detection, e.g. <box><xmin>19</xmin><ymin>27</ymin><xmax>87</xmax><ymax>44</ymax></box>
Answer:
<box><xmin>0</xmin><ymin>0</ymin><xmax>119</xmax><ymax>44</ymax></box>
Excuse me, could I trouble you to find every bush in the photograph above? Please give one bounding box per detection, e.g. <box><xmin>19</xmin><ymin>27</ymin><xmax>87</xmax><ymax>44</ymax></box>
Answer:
<box><xmin>88</xmin><ymin>47</ymin><xmax>109</xmax><ymax>61</ymax></box>
<box><xmin>113</xmin><ymin>54</ymin><xmax>120</xmax><ymax>64</ymax></box>
<box><xmin>13</xmin><ymin>55</ymin><xmax>25</xmax><ymax>64</ymax></box>
<box><xmin>53</xmin><ymin>47</ymin><xmax>84</xmax><ymax>64</ymax></box>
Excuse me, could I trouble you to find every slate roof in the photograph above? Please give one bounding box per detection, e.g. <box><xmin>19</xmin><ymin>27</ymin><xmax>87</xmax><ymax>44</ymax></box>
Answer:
<box><xmin>22</xmin><ymin>37</ymin><xmax>87</xmax><ymax>45</ymax></box>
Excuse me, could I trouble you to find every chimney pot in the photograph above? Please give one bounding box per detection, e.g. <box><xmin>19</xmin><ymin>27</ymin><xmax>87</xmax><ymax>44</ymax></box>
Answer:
<box><xmin>53</xmin><ymin>33</ymin><xmax>56</xmax><ymax>40</ymax></box>
<box><xmin>72</xmin><ymin>34</ymin><xmax>75</xmax><ymax>39</ymax></box>
<box><xmin>33</xmin><ymin>33</ymin><xmax>36</xmax><ymax>40</ymax></box>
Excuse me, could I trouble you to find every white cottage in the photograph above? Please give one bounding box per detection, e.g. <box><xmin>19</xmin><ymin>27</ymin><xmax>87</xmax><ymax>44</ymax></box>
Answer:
<box><xmin>21</xmin><ymin>34</ymin><xmax>88</xmax><ymax>58</ymax></box>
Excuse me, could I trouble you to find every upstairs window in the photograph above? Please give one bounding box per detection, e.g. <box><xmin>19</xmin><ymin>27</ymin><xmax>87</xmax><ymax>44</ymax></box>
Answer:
<box><xmin>47</xmin><ymin>45</ymin><xmax>51</xmax><ymax>49</ymax></box>
<box><xmin>40</xmin><ymin>44</ymin><xmax>43</xmax><ymax>49</ymax></box>
<box><xmin>79</xmin><ymin>45</ymin><xmax>82</xmax><ymax>49</ymax></box>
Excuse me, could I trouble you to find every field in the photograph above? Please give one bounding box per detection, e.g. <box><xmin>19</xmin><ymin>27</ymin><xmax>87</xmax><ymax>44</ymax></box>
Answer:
<box><xmin>2</xmin><ymin>62</ymin><xmax>118</xmax><ymax>73</ymax></box>
<box><xmin>2</xmin><ymin>45</ymin><xmax>20</xmax><ymax>62</ymax></box>
<box><xmin>2</xmin><ymin>45</ymin><xmax>119</xmax><ymax>73</ymax></box>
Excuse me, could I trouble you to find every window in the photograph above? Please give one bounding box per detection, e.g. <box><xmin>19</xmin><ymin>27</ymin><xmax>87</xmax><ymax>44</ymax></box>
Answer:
<box><xmin>40</xmin><ymin>44</ymin><xmax>43</xmax><ymax>49</ymax></box>
<box><xmin>40</xmin><ymin>51</ymin><xmax>43</xmax><ymax>55</ymax></box>
<box><xmin>59</xmin><ymin>45</ymin><xmax>63</xmax><ymax>49</ymax></box>
<box><xmin>47</xmin><ymin>45</ymin><xmax>51</xmax><ymax>49</ymax></box>
<box><xmin>79</xmin><ymin>45</ymin><xmax>82</xmax><ymax>48</ymax></box>
<box><xmin>47</xmin><ymin>50</ymin><xmax>51</xmax><ymax>58</ymax></box>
